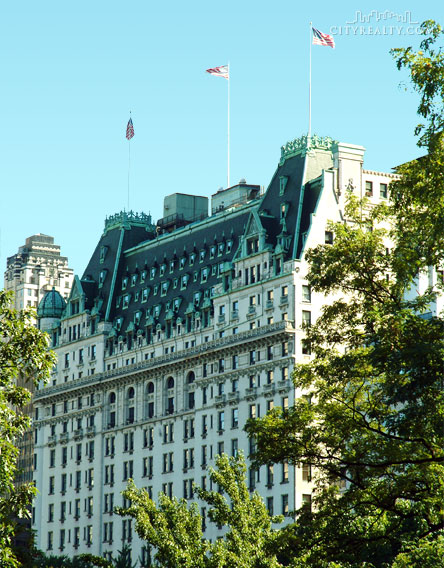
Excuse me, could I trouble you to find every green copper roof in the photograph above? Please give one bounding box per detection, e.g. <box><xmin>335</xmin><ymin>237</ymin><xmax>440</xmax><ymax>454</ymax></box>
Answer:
<box><xmin>37</xmin><ymin>288</ymin><xmax>66</xmax><ymax>319</ymax></box>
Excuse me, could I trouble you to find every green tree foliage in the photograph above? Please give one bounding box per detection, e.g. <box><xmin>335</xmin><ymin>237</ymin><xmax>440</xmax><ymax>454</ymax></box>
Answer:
<box><xmin>117</xmin><ymin>453</ymin><xmax>283</xmax><ymax>568</ymax></box>
<box><xmin>246</xmin><ymin>21</ymin><xmax>444</xmax><ymax>568</ymax></box>
<box><xmin>31</xmin><ymin>551</ymin><xmax>113</xmax><ymax>567</ymax></box>
<box><xmin>0</xmin><ymin>291</ymin><xmax>55</xmax><ymax>568</ymax></box>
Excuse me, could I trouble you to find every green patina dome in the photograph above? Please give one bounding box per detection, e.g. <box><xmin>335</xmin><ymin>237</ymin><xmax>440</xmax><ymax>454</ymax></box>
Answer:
<box><xmin>37</xmin><ymin>287</ymin><xmax>66</xmax><ymax>319</ymax></box>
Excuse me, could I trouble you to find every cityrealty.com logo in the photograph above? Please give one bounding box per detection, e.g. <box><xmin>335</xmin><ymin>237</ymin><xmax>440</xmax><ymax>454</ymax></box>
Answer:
<box><xmin>330</xmin><ymin>10</ymin><xmax>420</xmax><ymax>36</ymax></box>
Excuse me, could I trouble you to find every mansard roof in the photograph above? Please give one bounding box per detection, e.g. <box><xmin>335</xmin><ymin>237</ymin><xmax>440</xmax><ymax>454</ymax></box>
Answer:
<box><xmin>72</xmin><ymin>135</ymin><xmax>336</xmax><ymax>335</ymax></box>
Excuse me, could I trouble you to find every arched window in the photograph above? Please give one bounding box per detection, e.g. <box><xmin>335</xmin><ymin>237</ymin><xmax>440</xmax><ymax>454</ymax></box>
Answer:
<box><xmin>166</xmin><ymin>377</ymin><xmax>175</xmax><ymax>414</ymax></box>
<box><xmin>146</xmin><ymin>382</ymin><xmax>155</xmax><ymax>418</ymax></box>
<box><xmin>126</xmin><ymin>387</ymin><xmax>135</xmax><ymax>424</ymax></box>
<box><xmin>108</xmin><ymin>392</ymin><xmax>116</xmax><ymax>427</ymax></box>
<box><xmin>185</xmin><ymin>371</ymin><xmax>195</xmax><ymax>410</ymax></box>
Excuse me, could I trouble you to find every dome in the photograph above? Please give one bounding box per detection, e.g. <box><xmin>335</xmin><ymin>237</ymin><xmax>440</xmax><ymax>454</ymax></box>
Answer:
<box><xmin>37</xmin><ymin>287</ymin><xmax>66</xmax><ymax>319</ymax></box>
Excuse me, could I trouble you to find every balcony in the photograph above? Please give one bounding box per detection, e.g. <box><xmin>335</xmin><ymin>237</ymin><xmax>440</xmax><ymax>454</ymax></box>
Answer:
<box><xmin>73</xmin><ymin>429</ymin><xmax>83</xmax><ymax>440</ymax></box>
<box><xmin>245</xmin><ymin>387</ymin><xmax>257</xmax><ymax>399</ymax></box>
<box><xmin>60</xmin><ymin>432</ymin><xmax>69</xmax><ymax>444</ymax></box>
<box><xmin>278</xmin><ymin>379</ymin><xmax>291</xmax><ymax>392</ymax></box>
<box><xmin>265</xmin><ymin>299</ymin><xmax>274</xmax><ymax>310</ymax></box>
<box><xmin>48</xmin><ymin>435</ymin><xmax>57</xmax><ymax>446</ymax></box>
<box><xmin>227</xmin><ymin>391</ymin><xmax>240</xmax><ymax>404</ymax></box>
<box><xmin>86</xmin><ymin>425</ymin><xmax>95</xmax><ymax>437</ymax></box>
<box><xmin>215</xmin><ymin>394</ymin><xmax>226</xmax><ymax>406</ymax></box>
<box><xmin>279</xmin><ymin>294</ymin><xmax>289</xmax><ymax>306</ymax></box>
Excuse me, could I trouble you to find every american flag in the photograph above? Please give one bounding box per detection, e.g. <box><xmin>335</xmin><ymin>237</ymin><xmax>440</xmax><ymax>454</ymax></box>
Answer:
<box><xmin>126</xmin><ymin>118</ymin><xmax>134</xmax><ymax>140</ymax></box>
<box><xmin>206</xmin><ymin>65</ymin><xmax>229</xmax><ymax>79</ymax></box>
<box><xmin>312</xmin><ymin>27</ymin><xmax>335</xmax><ymax>48</ymax></box>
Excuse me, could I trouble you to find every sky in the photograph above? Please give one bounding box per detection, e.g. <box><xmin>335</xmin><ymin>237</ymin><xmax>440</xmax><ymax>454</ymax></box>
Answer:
<box><xmin>1</xmin><ymin>1</ymin><xmax>442</xmax><ymax>278</ymax></box>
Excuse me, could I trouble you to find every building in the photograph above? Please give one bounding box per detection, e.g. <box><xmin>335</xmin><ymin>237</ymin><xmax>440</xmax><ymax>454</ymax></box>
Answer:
<box><xmin>3</xmin><ymin>234</ymin><xmax>74</xmax><ymax>486</ymax></box>
<box><xmin>32</xmin><ymin>135</ymin><xmax>397</xmax><ymax>563</ymax></box>
<box><xmin>4</xmin><ymin>233</ymin><xmax>74</xmax><ymax>314</ymax></box>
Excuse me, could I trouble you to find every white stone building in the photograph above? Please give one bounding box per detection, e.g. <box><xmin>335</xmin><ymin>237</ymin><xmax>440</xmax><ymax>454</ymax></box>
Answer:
<box><xmin>4</xmin><ymin>233</ymin><xmax>74</xmax><ymax>314</ymax></box>
<box><xmin>32</xmin><ymin>135</ymin><xmax>397</xmax><ymax>564</ymax></box>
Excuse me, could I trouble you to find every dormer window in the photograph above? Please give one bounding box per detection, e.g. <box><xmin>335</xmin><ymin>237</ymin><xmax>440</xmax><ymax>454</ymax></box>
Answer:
<box><xmin>193</xmin><ymin>292</ymin><xmax>202</xmax><ymax>306</ymax></box>
<box><xmin>201</xmin><ymin>268</ymin><xmax>209</xmax><ymax>283</ymax></box>
<box><xmin>247</xmin><ymin>238</ymin><xmax>259</xmax><ymax>255</ymax></box>
<box><xmin>153</xmin><ymin>285</ymin><xmax>159</xmax><ymax>296</ymax></box>
<box><xmin>153</xmin><ymin>305</ymin><xmax>161</xmax><ymax>318</ymax></box>
<box><xmin>173</xmin><ymin>278</ymin><xmax>178</xmax><ymax>289</ymax></box>
<box><xmin>279</xmin><ymin>176</ymin><xmax>288</xmax><ymax>196</ymax></box>
<box><xmin>115</xmin><ymin>317</ymin><xmax>123</xmax><ymax>331</ymax></box>
<box><xmin>149</xmin><ymin>267</ymin><xmax>156</xmax><ymax>279</ymax></box>
<box><xmin>169</xmin><ymin>260</ymin><xmax>175</xmax><ymax>273</ymax></box>
<box><xmin>122</xmin><ymin>277</ymin><xmax>129</xmax><ymax>290</ymax></box>
<box><xmin>212</xmin><ymin>265</ymin><xmax>217</xmax><ymax>276</ymax></box>
<box><xmin>193</xmin><ymin>272</ymin><xmax>198</xmax><ymax>282</ymax></box>
<box><xmin>181</xmin><ymin>275</ymin><xmax>189</xmax><ymax>290</ymax></box>
<box><xmin>116</xmin><ymin>296</ymin><xmax>121</xmax><ymax>308</ymax></box>
<box><xmin>280</xmin><ymin>203</ymin><xmax>289</xmax><ymax>219</ymax></box>
<box><xmin>134</xmin><ymin>311</ymin><xmax>142</xmax><ymax>325</ymax></box>
<box><xmin>218</xmin><ymin>243</ymin><xmax>225</xmax><ymax>256</ymax></box>
<box><xmin>99</xmin><ymin>269</ymin><xmax>108</xmax><ymax>288</ymax></box>
<box><xmin>71</xmin><ymin>300</ymin><xmax>80</xmax><ymax>315</ymax></box>
<box><xmin>142</xmin><ymin>288</ymin><xmax>150</xmax><ymax>303</ymax></box>
<box><xmin>226</xmin><ymin>240</ymin><xmax>233</xmax><ymax>253</ymax></box>
<box><xmin>141</xmin><ymin>270</ymin><xmax>147</xmax><ymax>283</ymax></box>
<box><xmin>160</xmin><ymin>264</ymin><xmax>166</xmax><ymax>277</ymax></box>
<box><xmin>173</xmin><ymin>298</ymin><xmax>181</xmax><ymax>312</ymax></box>
<box><xmin>122</xmin><ymin>294</ymin><xmax>131</xmax><ymax>309</ymax></box>
<box><xmin>100</xmin><ymin>246</ymin><xmax>108</xmax><ymax>264</ymax></box>
<box><xmin>180</xmin><ymin>257</ymin><xmax>186</xmax><ymax>269</ymax></box>
<box><xmin>161</xmin><ymin>281</ymin><xmax>170</xmax><ymax>296</ymax></box>
<box><xmin>199</xmin><ymin>250</ymin><xmax>206</xmax><ymax>262</ymax></box>
<box><xmin>189</xmin><ymin>253</ymin><xmax>196</xmax><ymax>266</ymax></box>
<box><xmin>210</xmin><ymin>246</ymin><xmax>216</xmax><ymax>259</ymax></box>
<box><xmin>131</xmin><ymin>274</ymin><xmax>138</xmax><ymax>286</ymax></box>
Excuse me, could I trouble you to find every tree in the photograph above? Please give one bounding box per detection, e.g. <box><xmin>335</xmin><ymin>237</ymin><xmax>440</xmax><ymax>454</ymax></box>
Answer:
<box><xmin>117</xmin><ymin>452</ymin><xmax>283</xmax><ymax>568</ymax></box>
<box><xmin>0</xmin><ymin>290</ymin><xmax>55</xmax><ymax>568</ymax></box>
<box><xmin>246</xmin><ymin>21</ymin><xmax>444</xmax><ymax>568</ymax></box>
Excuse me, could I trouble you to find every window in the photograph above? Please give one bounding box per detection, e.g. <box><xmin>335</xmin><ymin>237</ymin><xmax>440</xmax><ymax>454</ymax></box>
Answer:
<box><xmin>365</xmin><ymin>180</ymin><xmax>373</xmax><ymax>196</ymax></box>
<box><xmin>218</xmin><ymin>411</ymin><xmax>225</xmax><ymax>432</ymax></box>
<box><xmin>231</xmin><ymin>438</ymin><xmax>238</xmax><ymax>457</ymax></box>
<box><xmin>302</xmin><ymin>285</ymin><xmax>311</xmax><ymax>302</ymax></box>
<box><xmin>123</xmin><ymin>460</ymin><xmax>134</xmax><ymax>481</ymax></box>
<box><xmin>282</xmin><ymin>494</ymin><xmax>289</xmax><ymax>515</ymax></box>
<box><xmin>380</xmin><ymin>182</ymin><xmax>388</xmax><ymax>199</ymax></box>
<box><xmin>302</xmin><ymin>339</ymin><xmax>311</xmax><ymax>355</ymax></box>
<box><xmin>48</xmin><ymin>503</ymin><xmax>54</xmax><ymax>522</ymax></box>
<box><xmin>143</xmin><ymin>456</ymin><xmax>153</xmax><ymax>477</ymax></box>
<box><xmin>325</xmin><ymin>230</ymin><xmax>334</xmax><ymax>245</ymax></box>
<box><xmin>267</xmin><ymin>465</ymin><xmax>274</xmax><ymax>487</ymax></box>
<box><xmin>302</xmin><ymin>310</ymin><xmax>311</xmax><ymax>327</ymax></box>
<box><xmin>231</xmin><ymin>407</ymin><xmax>239</xmax><ymax>428</ymax></box>
<box><xmin>302</xmin><ymin>463</ymin><xmax>312</xmax><ymax>482</ymax></box>
<box><xmin>282</xmin><ymin>461</ymin><xmax>289</xmax><ymax>482</ymax></box>
<box><xmin>302</xmin><ymin>493</ymin><xmax>313</xmax><ymax>512</ymax></box>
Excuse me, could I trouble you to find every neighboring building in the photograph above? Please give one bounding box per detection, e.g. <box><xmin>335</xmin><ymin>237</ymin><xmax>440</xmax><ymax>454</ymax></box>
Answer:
<box><xmin>3</xmin><ymin>235</ymin><xmax>74</xmax><ymax>485</ymax></box>
<box><xmin>32</xmin><ymin>135</ymin><xmax>397</xmax><ymax>563</ymax></box>
<box><xmin>4</xmin><ymin>233</ymin><xmax>74</xmax><ymax>314</ymax></box>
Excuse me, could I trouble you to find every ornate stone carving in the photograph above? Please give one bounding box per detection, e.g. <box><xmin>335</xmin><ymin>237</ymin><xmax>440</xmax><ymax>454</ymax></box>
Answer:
<box><xmin>280</xmin><ymin>134</ymin><xmax>338</xmax><ymax>164</ymax></box>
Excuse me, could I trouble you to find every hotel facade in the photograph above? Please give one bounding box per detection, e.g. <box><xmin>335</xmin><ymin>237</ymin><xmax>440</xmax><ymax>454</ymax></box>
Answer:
<box><xmin>32</xmin><ymin>135</ymin><xmax>398</xmax><ymax>563</ymax></box>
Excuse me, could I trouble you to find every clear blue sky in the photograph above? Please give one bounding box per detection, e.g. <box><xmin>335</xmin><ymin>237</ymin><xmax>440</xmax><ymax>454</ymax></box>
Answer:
<box><xmin>1</xmin><ymin>1</ymin><xmax>442</xmax><ymax>277</ymax></box>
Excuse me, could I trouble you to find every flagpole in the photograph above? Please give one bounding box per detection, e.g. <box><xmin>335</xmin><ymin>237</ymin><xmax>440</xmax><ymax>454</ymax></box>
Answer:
<box><xmin>308</xmin><ymin>22</ymin><xmax>312</xmax><ymax>139</ymax></box>
<box><xmin>128</xmin><ymin>138</ymin><xmax>131</xmax><ymax>211</ymax></box>
<box><xmin>227</xmin><ymin>61</ymin><xmax>230</xmax><ymax>188</ymax></box>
